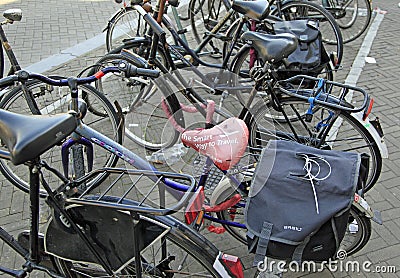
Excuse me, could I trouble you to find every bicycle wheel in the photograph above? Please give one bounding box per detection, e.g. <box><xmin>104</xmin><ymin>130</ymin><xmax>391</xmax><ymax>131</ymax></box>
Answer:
<box><xmin>93</xmin><ymin>53</ymin><xmax>183</xmax><ymax>151</ymax></box>
<box><xmin>53</xmin><ymin>204</ymin><xmax>222</xmax><ymax>277</ymax></box>
<box><xmin>318</xmin><ymin>0</ymin><xmax>372</xmax><ymax>43</ymax></box>
<box><xmin>106</xmin><ymin>7</ymin><xmax>149</xmax><ymax>52</ymax></box>
<box><xmin>0</xmin><ymin>79</ymin><xmax>122</xmax><ymax>196</ymax></box>
<box><xmin>250</xmin><ymin>96</ymin><xmax>382</xmax><ymax>191</ymax></box>
<box><xmin>271</xmin><ymin>0</ymin><xmax>344</xmax><ymax>65</ymax></box>
<box><xmin>189</xmin><ymin>0</ymin><xmax>233</xmax><ymax>57</ymax></box>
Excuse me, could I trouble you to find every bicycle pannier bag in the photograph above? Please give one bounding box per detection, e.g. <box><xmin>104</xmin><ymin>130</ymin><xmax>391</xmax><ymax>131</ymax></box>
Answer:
<box><xmin>245</xmin><ymin>140</ymin><xmax>361</xmax><ymax>265</ymax></box>
<box><xmin>273</xmin><ymin>20</ymin><xmax>330</xmax><ymax>77</ymax></box>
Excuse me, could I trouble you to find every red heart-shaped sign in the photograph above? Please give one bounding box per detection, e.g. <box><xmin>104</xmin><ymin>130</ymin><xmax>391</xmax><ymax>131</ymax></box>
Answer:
<box><xmin>181</xmin><ymin>117</ymin><xmax>249</xmax><ymax>170</ymax></box>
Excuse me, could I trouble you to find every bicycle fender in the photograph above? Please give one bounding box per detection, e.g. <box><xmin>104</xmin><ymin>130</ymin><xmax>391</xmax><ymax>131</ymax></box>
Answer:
<box><xmin>353</xmin><ymin>194</ymin><xmax>383</xmax><ymax>225</ymax></box>
<box><xmin>103</xmin><ymin>7</ymin><xmax>126</xmax><ymax>32</ymax></box>
<box><xmin>353</xmin><ymin>111</ymin><xmax>389</xmax><ymax>159</ymax></box>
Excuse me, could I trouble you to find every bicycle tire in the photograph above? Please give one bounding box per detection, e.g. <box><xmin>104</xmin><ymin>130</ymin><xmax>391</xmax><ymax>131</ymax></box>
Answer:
<box><xmin>0</xmin><ymin>45</ymin><xmax>4</xmax><ymax>79</ymax></box>
<box><xmin>317</xmin><ymin>0</ymin><xmax>372</xmax><ymax>43</ymax></box>
<box><xmin>53</xmin><ymin>197</ymin><xmax>222</xmax><ymax>277</ymax></box>
<box><xmin>0</xmin><ymin>79</ymin><xmax>122</xmax><ymax>196</ymax></box>
<box><xmin>271</xmin><ymin>0</ymin><xmax>344</xmax><ymax>65</ymax></box>
<box><xmin>249</xmin><ymin>96</ymin><xmax>382</xmax><ymax>191</ymax></box>
<box><xmin>189</xmin><ymin>0</ymin><xmax>232</xmax><ymax>57</ymax></box>
<box><xmin>92</xmin><ymin>53</ymin><xmax>183</xmax><ymax>151</ymax></box>
<box><xmin>106</xmin><ymin>7</ymin><xmax>148</xmax><ymax>52</ymax></box>
<box><xmin>71</xmin><ymin>144</ymin><xmax>87</xmax><ymax>191</ymax></box>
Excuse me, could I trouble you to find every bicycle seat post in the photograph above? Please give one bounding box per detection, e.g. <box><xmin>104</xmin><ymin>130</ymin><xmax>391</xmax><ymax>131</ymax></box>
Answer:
<box><xmin>28</xmin><ymin>158</ymin><xmax>41</xmax><ymax>266</ymax></box>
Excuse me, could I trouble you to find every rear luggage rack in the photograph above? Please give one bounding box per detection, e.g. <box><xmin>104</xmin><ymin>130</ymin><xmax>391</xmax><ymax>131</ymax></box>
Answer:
<box><xmin>277</xmin><ymin>75</ymin><xmax>369</xmax><ymax>113</ymax></box>
<box><xmin>65</xmin><ymin>168</ymin><xmax>196</xmax><ymax>216</ymax></box>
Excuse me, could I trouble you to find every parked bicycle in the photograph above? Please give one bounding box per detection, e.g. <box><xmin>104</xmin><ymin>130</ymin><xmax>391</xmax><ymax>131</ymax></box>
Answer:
<box><xmin>91</xmin><ymin>0</ymin><xmax>347</xmax><ymax>150</ymax></box>
<box><xmin>0</xmin><ymin>68</ymin><xmax>245</xmax><ymax>277</ymax></box>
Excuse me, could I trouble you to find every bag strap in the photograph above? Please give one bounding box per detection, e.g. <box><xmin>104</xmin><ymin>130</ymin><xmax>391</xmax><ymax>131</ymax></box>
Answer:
<box><xmin>291</xmin><ymin>235</ymin><xmax>311</xmax><ymax>263</ymax></box>
<box><xmin>253</xmin><ymin>221</ymin><xmax>273</xmax><ymax>266</ymax></box>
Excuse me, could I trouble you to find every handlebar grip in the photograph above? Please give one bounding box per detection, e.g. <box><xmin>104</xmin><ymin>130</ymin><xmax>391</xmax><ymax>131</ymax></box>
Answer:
<box><xmin>136</xmin><ymin>67</ymin><xmax>160</xmax><ymax>78</ymax></box>
<box><xmin>143</xmin><ymin>13</ymin><xmax>165</xmax><ymax>37</ymax></box>
<box><xmin>0</xmin><ymin>75</ymin><xmax>18</xmax><ymax>88</ymax></box>
<box><xmin>118</xmin><ymin>61</ymin><xmax>160</xmax><ymax>78</ymax></box>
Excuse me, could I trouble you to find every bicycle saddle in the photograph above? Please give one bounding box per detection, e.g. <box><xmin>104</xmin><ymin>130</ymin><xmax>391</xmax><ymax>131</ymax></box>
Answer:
<box><xmin>181</xmin><ymin>117</ymin><xmax>249</xmax><ymax>171</ymax></box>
<box><xmin>3</xmin><ymin>9</ymin><xmax>22</xmax><ymax>22</ymax></box>
<box><xmin>0</xmin><ymin>109</ymin><xmax>77</xmax><ymax>165</ymax></box>
<box><xmin>241</xmin><ymin>31</ymin><xmax>298</xmax><ymax>64</ymax></box>
<box><xmin>232</xmin><ymin>0</ymin><xmax>270</xmax><ymax>21</ymax></box>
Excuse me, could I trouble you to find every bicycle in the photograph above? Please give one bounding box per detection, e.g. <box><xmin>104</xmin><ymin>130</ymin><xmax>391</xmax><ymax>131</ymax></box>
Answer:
<box><xmin>0</xmin><ymin>69</ymin><xmax>246</xmax><ymax>277</ymax></box>
<box><xmin>0</xmin><ymin>67</ymin><xmax>381</xmax><ymax>266</ymax></box>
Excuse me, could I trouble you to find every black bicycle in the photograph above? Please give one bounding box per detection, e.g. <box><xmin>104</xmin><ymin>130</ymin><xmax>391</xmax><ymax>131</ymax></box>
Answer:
<box><xmin>0</xmin><ymin>71</ymin><xmax>243</xmax><ymax>277</ymax></box>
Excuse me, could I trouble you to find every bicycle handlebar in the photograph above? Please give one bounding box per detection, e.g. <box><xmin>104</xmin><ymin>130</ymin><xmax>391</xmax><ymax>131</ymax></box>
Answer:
<box><xmin>0</xmin><ymin>60</ymin><xmax>160</xmax><ymax>88</ymax></box>
<box><xmin>0</xmin><ymin>75</ymin><xmax>19</xmax><ymax>88</ymax></box>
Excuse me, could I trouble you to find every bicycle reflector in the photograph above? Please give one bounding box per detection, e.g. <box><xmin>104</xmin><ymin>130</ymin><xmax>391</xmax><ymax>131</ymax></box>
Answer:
<box><xmin>216</xmin><ymin>253</ymin><xmax>244</xmax><ymax>278</ymax></box>
<box><xmin>330</xmin><ymin>53</ymin><xmax>339</xmax><ymax>69</ymax></box>
<box><xmin>184</xmin><ymin>186</ymin><xmax>205</xmax><ymax>225</ymax></box>
<box><xmin>363</xmin><ymin>96</ymin><xmax>374</xmax><ymax>121</ymax></box>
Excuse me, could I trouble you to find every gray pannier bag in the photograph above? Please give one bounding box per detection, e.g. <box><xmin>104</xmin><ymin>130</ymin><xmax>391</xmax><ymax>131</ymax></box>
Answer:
<box><xmin>245</xmin><ymin>140</ymin><xmax>361</xmax><ymax>265</ymax></box>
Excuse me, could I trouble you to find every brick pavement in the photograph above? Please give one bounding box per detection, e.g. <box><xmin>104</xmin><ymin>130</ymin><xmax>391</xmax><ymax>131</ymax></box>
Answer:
<box><xmin>0</xmin><ymin>0</ymin><xmax>400</xmax><ymax>277</ymax></box>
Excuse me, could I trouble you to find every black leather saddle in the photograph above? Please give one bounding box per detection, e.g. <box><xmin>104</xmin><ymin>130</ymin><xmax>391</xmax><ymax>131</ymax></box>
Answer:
<box><xmin>0</xmin><ymin>109</ymin><xmax>77</xmax><ymax>165</ymax></box>
<box><xmin>232</xmin><ymin>0</ymin><xmax>270</xmax><ymax>21</ymax></box>
<box><xmin>241</xmin><ymin>31</ymin><xmax>298</xmax><ymax>63</ymax></box>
